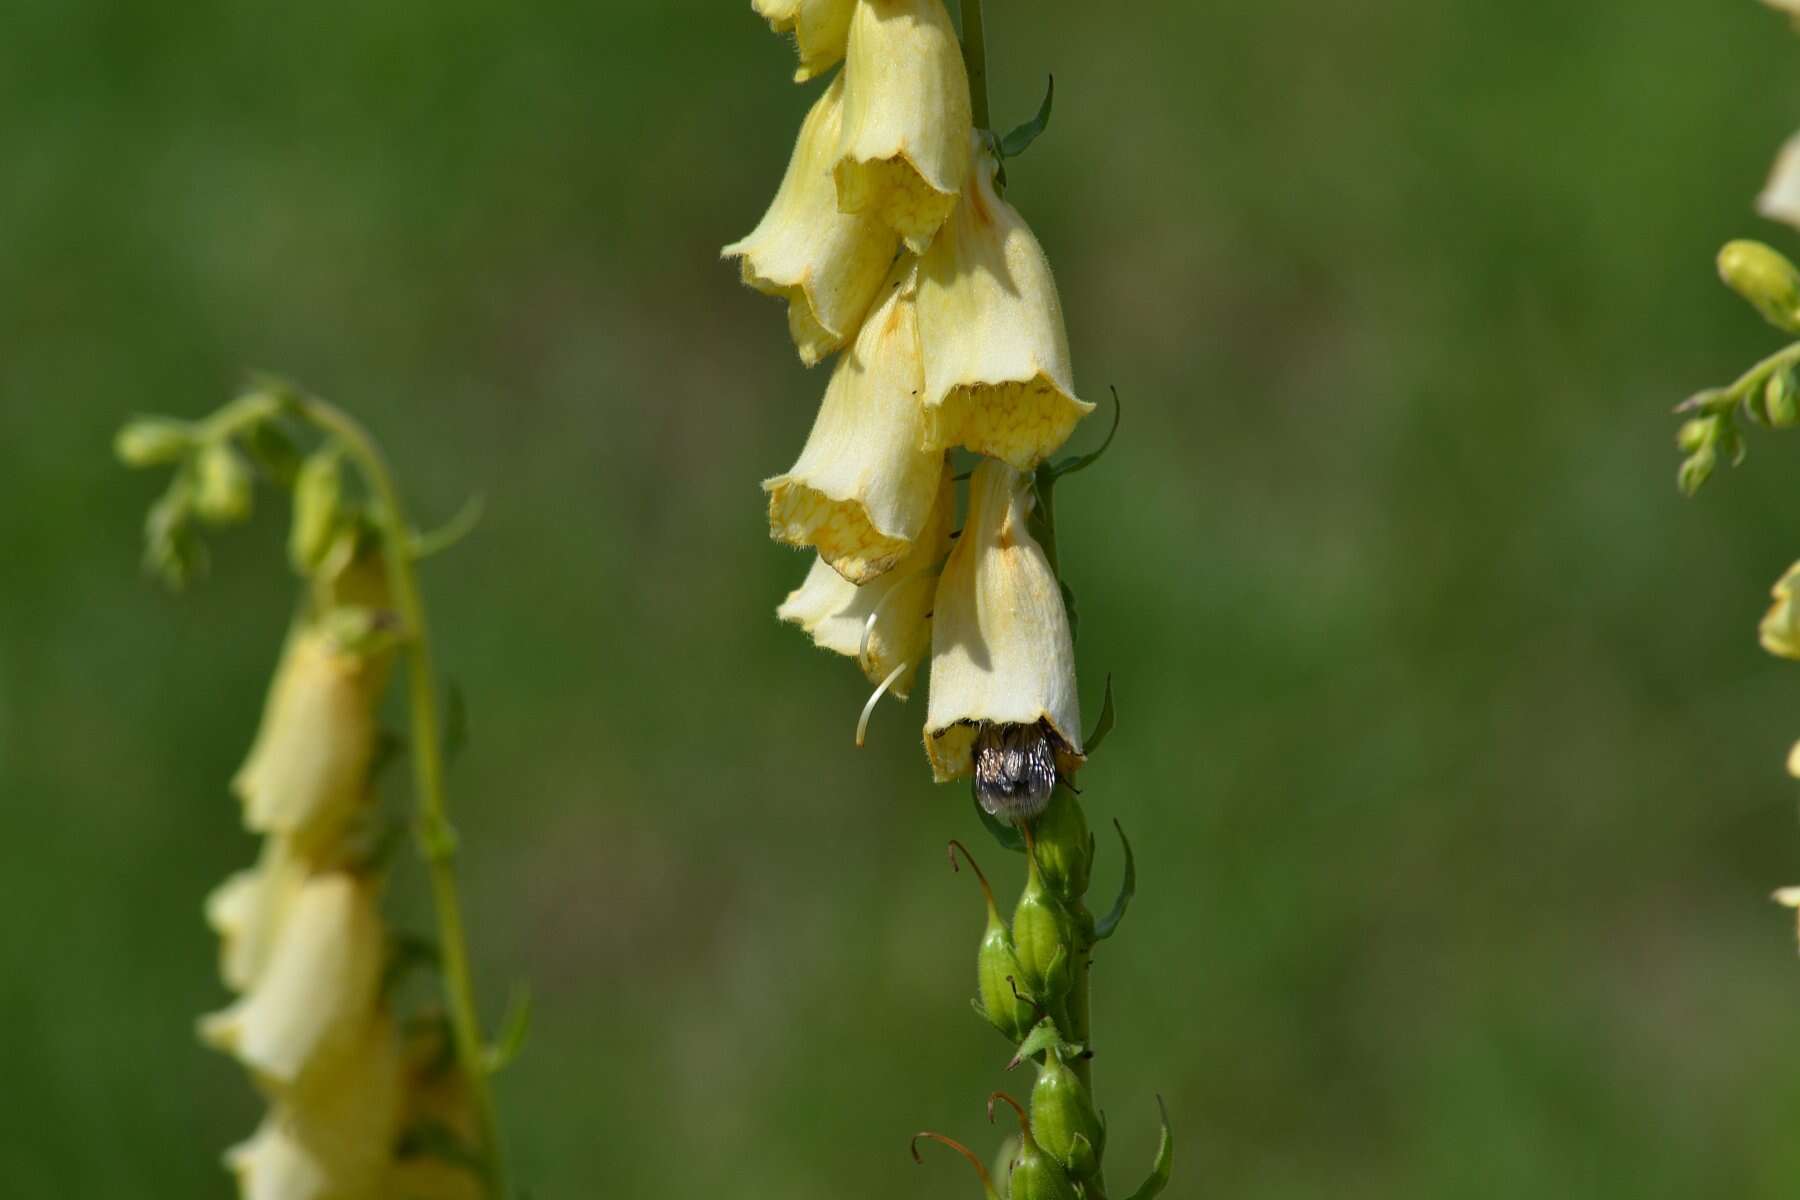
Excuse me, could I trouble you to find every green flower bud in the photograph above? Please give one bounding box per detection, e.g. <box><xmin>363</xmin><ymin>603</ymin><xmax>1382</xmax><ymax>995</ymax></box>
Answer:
<box><xmin>1012</xmin><ymin>837</ymin><xmax>1078</xmax><ymax>1004</ymax></box>
<box><xmin>1030</xmin><ymin>789</ymin><xmax>1091</xmax><ymax>902</ymax></box>
<box><xmin>1675</xmin><ymin>417</ymin><xmax>1714</xmax><ymax>454</ymax></box>
<box><xmin>990</xmin><ymin>1093</ymin><xmax>1077</xmax><ymax>1200</ymax></box>
<box><xmin>1718</xmin><ymin>240</ymin><xmax>1800</xmax><ymax>331</ymax></box>
<box><xmin>1029</xmin><ymin>1047</ymin><xmax>1105</xmax><ymax>1180</ymax></box>
<box><xmin>143</xmin><ymin>482</ymin><xmax>205</xmax><ymax>588</ymax></box>
<box><xmin>291</xmin><ymin>450</ymin><xmax>345</xmax><ymax>574</ymax></box>
<box><xmin>192</xmin><ymin>441</ymin><xmax>254</xmax><ymax>524</ymax></box>
<box><xmin>114</xmin><ymin>417</ymin><xmax>194</xmax><ymax>468</ymax></box>
<box><xmin>1769</xmin><ymin>369</ymin><xmax>1800</xmax><ymax>429</ymax></box>
<box><xmin>1677</xmin><ymin>446</ymin><xmax>1716</xmax><ymax>497</ymax></box>
<box><xmin>951</xmin><ymin>842</ymin><xmax>1038</xmax><ymax>1041</ymax></box>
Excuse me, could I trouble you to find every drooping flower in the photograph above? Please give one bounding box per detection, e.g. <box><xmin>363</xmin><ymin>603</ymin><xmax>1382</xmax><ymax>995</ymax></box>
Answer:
<box><xmin>234</xmin><ymin>626</ymin><xmax>387</xmax><ymax>853</ymax></box>
<box><xmin>917</xmin><ymin>136</ymin><xmax>1092</xmax><ymax>470</ymax></box>
<box><xmin>1760</xmin><ymin>561</ymin><xmax>1800</xmax><ymax>659</ymax></box>
<box><xmin>764</xmin><ymin>259</ymin><xmax>945</xmax><ymax>583</ymax></box>
<box><xmin>752</xmin><ymin>0</ymin><xmax>855</xmax><ymax>83</ymax></box>
<box><xmin>207</xmin><ymin>839</ymin><xmax>310</xmax><ymax>994</ymax></box>
<box><xmin>924</xmin><ymin>460</ymin><xmax>1084</xmax><ymax>789</ymax></box>
<box><xmin>778</xmin><ymin>462</ymin><xmax>954</xmax><ymax>700</ymax></box>
<box><xmin>835</xmin><ymin>0</ymin><xmax>973</xmax><ymax>254</ymax></box>
<box><xmin>200</xmin><ymin>873</ymin><xmax>386</xmax><ymax>1091</ymax></box>
<box><xmin>724</xmin><ymin>71</ymin><xmax>900</xmax><ymax>367</ymax></box>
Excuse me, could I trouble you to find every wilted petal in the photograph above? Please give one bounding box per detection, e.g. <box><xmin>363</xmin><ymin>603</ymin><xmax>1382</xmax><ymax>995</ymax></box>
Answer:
<box><xmin>835</xmin><ymin>0</ymin><xmax>972</xmax><ymax>253</ymax></box>
<box><xmin>777</xmin><ymin>464</ymin><xmax>954</xmax><ymax>698</ymax></box>
<box><xmin>224</xmin><ymin>1018</ymin><xmax>404</xmax><ymax>1200</ymax></box>
<box><xmin>918</xmin><ymin>138</ymin><xmax>1092</xmax><ymax>469</ymax></box>
<box><xmin>200</xmin><ymin>874</ymin><xmax>385</xmax><ymax>1091</ymax></box>
<box><xmin>925</xmin><ymin>460</ymin><xmax>1083</xmax><ymax>783</ymax></box>
<box><xmin>764</xmin><ymin>260</ymin><xmax>943</xmax><ymax>583</ymax></box>
<box><xmin>753</xmin><ymin>0</ymin><xmax>855</xmax><ymax>82</ymax></box>
<box><xmin>207</xmin><ymin>839</ymin><xmax>310</xmax><ymax>993</ymax></box>
<box><xmin>724</xmin><ymin>71</ymin><xmax>900</xmax><ymax>366</ymax></box>
<box><xmin>234</xmin><ymin>627</ymin><xmax>386</xmax><ymax>852</ymax></box>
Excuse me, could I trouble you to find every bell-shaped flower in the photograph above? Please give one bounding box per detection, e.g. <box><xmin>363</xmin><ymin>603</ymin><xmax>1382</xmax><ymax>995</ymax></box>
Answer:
<box><xmin>1761</xmin><ymin>561</ymin><xmax>1800</xmax><ymax>660</ymax></box>
<box><xmin>206</xmin><ymin>839</ymin><xmax>310</xmax><ymax>993</ymax></box>
<box><xmin>764</xmin><ymin>259</ymin><xmax>944</xmax><ymax>583</ymax></box>
<box><xmin>1762</xmin><ymin>132</ymin><xmax>1800</xmax><ymax>233</ymax></box>
<box><xmin>777</xmin><ymin>463</ymin><xmax>954</xmax><ymax>700</ymax></box>
<box><xmin>835</xmin><ymin>0</ymin><xmax>972</xmax><ymax>254</ymax></box>
<box><xmin>200</xmin><ymin>873</ymin><xmax>385</xmax><ymax>1091</ymax></box>
<box><xmin>234</xmin><ymin>625</ymin><xmax>387</xmax><ymax>852</ymax></box>
<box><xmin>224</xmin><ymin>1017</ymin><xmax>404</xmax><ymax>1200</ymax></box>
<box><xmin>724</xmin><ymin>71</ymin><xmax>900</xmax><ymax>366</ymax></box>
<box><xmin>917</xmin><ymin>137</ymin><xmax>1092</xmax><ymax>470</ymax></box>
<box><xmin>924</xmin><ymin>460</ymin><xmax>1084</xmax><ymax>784</ymax></box>
<box><xmin>753</xmin><ymin>0</ymin><xmax>854</xmax><ymax>83</ymax></box>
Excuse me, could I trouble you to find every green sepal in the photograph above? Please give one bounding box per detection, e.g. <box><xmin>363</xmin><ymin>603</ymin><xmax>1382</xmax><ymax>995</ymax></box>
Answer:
<box><xmin>1065</xmin><ymin>1132</ymin><xmax>1098</xmax><ymax>1180</ymax></box>
<box><xmin>1084</xmin><ymin>675</ymin><xmax>1117</xmax><ymax>758</ymax></box>
<box><xmin>1044</xmin><ymin>387</ymin><xmax>1122</xmax><ymax>483</ymax></box>
<box><xmin>974</xmin><ymin>782</ymin><xmax>1028</xmax><ymax>854</ymax></box>
<box><xmin>1008</xmin><ymin>1016</ymin><xmax>1081</xmax><ymax>1070</ymax></box>
<box><xmin>483</xmin><ymin>982</ymin><xmax>533</xmax><ymax>1075</ymax></box>
<box><xmin>1092</xmin><ymin>820</ymin><xmax>1136</xmax><ymax>942</ymax></box>
<box><xmin>999</xmin><ymin>75</ymin><xmax>1055</xmax><ymax>160</ymax></box>
<box><xmin>1121</xmin><ymin>1096</ymin><xmax>1174</xmax><ymax>1200</ymax></box>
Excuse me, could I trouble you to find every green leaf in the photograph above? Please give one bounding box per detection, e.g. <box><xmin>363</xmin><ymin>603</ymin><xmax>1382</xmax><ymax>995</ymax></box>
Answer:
<box><xmin>1122</xmin><ymin>1096</ymin><xmax>1174</xmax><ymax>1200</ymax></box>
<box><xmin>973</xmin><ymin>781</ymin><xmax>1027</xmax><ymax>853</ymax></box>
<box><xmin>1092</xmin><ymin>820</ymin><xmax>1136</xmax><ymax>941</ymax></box>
<box><xmin>1084</xmin><ymin>676</ymin><xmax>1116</xmax><ymax>757</ymax></box>
<box><xmin>999</xmin><ymin>75</ymin><xmax>1055</xmax><ymax>160</ymax></box>
<box><xmin>1045</xmin><ymin>386</ymin><xmax>1122</xmax><ymax>482</ymax></box>
<box><xmin>484</xmin><ymin>982</ymin><xmax>533</xmax><ymax>1074</ymax></box>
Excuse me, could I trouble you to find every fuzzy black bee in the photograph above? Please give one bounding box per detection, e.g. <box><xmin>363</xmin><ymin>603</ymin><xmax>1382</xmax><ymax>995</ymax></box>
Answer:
<box><xmin>972</xmin><ymin>722</ymin><xmax>1058</xmax><ymax>821</ymax></box>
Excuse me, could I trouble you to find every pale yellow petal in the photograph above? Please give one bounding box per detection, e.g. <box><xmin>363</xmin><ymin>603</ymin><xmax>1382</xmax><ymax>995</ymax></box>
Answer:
<box><xmin>753</xmin><ymin>0</ymin><xmax>855</xmax><ymax>82</ymax></box>
<box><xmin>207</xmin><ymin>839</ymin><xmax>310</xmax><ymax>993</ymax></box>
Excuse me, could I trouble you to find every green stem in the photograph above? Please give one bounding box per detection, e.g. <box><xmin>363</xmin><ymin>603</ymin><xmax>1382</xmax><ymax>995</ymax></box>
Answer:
<box><xmin>295</xmin><ymin>397</ymin><xmax>509</xmax><ymax>1197</ymax></box>
<box><xmin>962</xmin><ymin>0</ymin><xmax>991</xmax><ymax>131</ymax></box>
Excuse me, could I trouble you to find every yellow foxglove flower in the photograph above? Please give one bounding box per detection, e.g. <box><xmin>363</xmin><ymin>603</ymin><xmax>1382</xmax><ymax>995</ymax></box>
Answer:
<box><xmin>224</xmin><ymin>1019</ymin><xmax>404</xmax><ymax>1200</ymax></box>
<box><xmin>778</xmin><ymin>463</ymin><xmax>954</xmax><ymax>700</ymax></box>
<box><xmin>764</xmin><ymin>259</ymin><xmax>944</xmax><ymax>583</ymax></box>
<box><xmin>1760</xmin><ymin>561</ymin><xmax>1800</xmax><ymax>659</ymax></box>
<box><xmin>918</xmin><ymin>137</ymin><xmax>1092</xmax><ymax>470</ymax></box>
<box><xmin>724</xmin><ymin>71</ymin><xmax>900</xmax><ymax>366</ymax></box>
<box><xmin>1760</xmin><ymin>132</ymin><xmax>1800</xmax><ymax>232</ymax></box>
<box><xmin>753</xmin><ymin>0</ymin><xmax>854</xmax><ymax>83</ymax></box>
<box><xmin>207</xmin><ymin>839</ymin><xmax>309</xmax><ymax>993</ymax></box>
<box><xmin>924</xmin><ymin>461</ymin><xmax>1084</xmax><ymax>788</ymax></box>
<box><xmin>234</xmin><ymin>626</ymin><xmax>386</xmax><ymax>852</ymax></box>
<box><xmin>200</xmin><ymin>874</ymin><xmax>385</xmax><ymax>1090</ymax></box>
<box><xmin>835</xmin><ymin>0</ymin><xmax>972</xmax><ymax>253</ymax></box>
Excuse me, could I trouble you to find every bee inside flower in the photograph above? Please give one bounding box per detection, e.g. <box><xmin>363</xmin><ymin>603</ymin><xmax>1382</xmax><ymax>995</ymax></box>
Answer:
<box><xmin>972</xmin><ymin>721</ymin><xmax>1059</xmax><ymax>821</ymax></box>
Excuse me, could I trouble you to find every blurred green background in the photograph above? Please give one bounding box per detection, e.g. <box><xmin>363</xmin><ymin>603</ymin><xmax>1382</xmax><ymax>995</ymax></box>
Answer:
<box><xmin>9</xmin><ymin>0</ymin><xmax>1800</xmax><ymax>1195</ymax></box>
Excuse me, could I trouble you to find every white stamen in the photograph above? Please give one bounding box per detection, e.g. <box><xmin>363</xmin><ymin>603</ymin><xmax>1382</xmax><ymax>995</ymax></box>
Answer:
<box><xmin>856</xmin><ymin>661</ymin><xmax>913</xmax><ymax>748</ymax></box>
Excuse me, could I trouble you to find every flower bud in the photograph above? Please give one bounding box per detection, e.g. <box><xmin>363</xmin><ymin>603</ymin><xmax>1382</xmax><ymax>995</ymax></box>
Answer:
<box><xmin>1030</xmin><ymin>1048</ymin><xmax>1105</xmax><ymax>1179</ymax></box>
<box><xmin>1676</xmin><ymin>446</ymin><xmax>1716</xmax><ymax>497</ymax></box>
<box><xmin>990</xmin><ymin>1093</ymin><xmax>1078</xmax><ymax>1200</ymax></box>
<box><xmin>753</xmin><ymin>0</ymin><xmax>854</xmax><ymax>82</ymax></box>
<box><xmin>835</xmin><ymin>0</ymin><xmax>973</xmax><ymax>253</ymax></box>
<box><xmin>235</xmin><ymin>625</ymin><xmax>388</xmax><ymax>851</ymax></box>
<box><xmin>114</xmin><ymin>416</ymin><xmax>193</xmax><ymax>467</ymax></box>
<box><xmin>764</xmin><ymin>259</ymin><xmax>944</xmax><ymax>583</ymax></box>
<box><xmin>1675</xmin><ymin>417</ymin><xmax>1713</xmax><ymax>455</ymax></box>
<box><xmin>200</xmin><ymin>874</ymin><xmax>386</xmax><ymax>1090</ymax></box>
<box><xmin>290</xmin><ymin>451</ymin><xmax>345</xmax><ymax>575</ymax></box>
<box><xmin>1761</xmin><ymin>562</ymin><xmax>1800</xmax><ymax>660</ymax></box>
<box><xmin>778</xmin><ymin>465</ymin><xmax>954</xmax><ymax>698</ymax></box>
<box><xmin>1718</xmin><ymin>239</ymin><xmax>1800</xmax><ymax>331</ymax></box>
<box><xmin>925</xmin><ymin>461</ymin><xmax>1084</xmax><ymax>784</ymax></box>
<box><xmin>194</xmin><ymin>440</ymin><xmax>255</xmax><ymax>525</ymax></box>
<box><xmin>1030</xmin><ymin>788</ymin><xmax>1092</xmax><ymax>902</ymax></box>
<box><xmin>1011</xmin><ymin>847</ymin><xmax>1077</xmax><ymax>1003</ymax></box>
<box><xmin>206</xmin><ymin>839</ymin><xmax>309</xmax><ymax>993</ymax></box>
<box><xmin>950</xmin><ymin>842</ymin><xmax>1038</xmax><ymax>1041</ymax></box>
<box><xmin>1760</xmin><ymin>130</ymin><xmax>1800</xmax><ymax>232</ymax></box>
<box><xmin>917</xmin><ymin>137</ymin><xmax>1092</xmax><ymax>470</ymax></box>
<box><xmin>724</xmin><ymin>71</ymin><xmax>899</xmax><ymax>366</ymax></box>
<box><xmin>1768</xmin><ymin>369</ymin><xmax>1800</xmax><ymax>429</ymax></box>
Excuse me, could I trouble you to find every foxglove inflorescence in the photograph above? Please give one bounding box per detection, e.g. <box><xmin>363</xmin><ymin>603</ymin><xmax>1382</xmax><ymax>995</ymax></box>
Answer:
<box><xmin>730</xmin><ymin>3</ymin><xmax>1170</xmax><ymax>1196</ymax></box>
